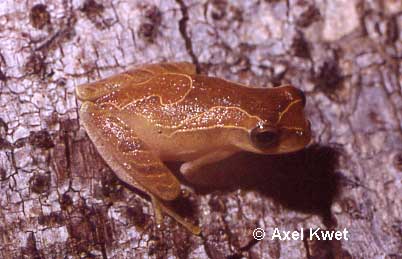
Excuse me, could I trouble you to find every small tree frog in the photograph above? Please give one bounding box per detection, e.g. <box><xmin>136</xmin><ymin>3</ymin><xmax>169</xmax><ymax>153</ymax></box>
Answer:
<box><xmin>76</xmin><ymin>62</ymin><xmax>311</xmax><ymax>234</ymax></box>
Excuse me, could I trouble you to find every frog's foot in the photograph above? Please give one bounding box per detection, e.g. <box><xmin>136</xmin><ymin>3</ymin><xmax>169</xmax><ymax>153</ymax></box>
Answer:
<box><xmin>151</xmin><ymin>195</ymin><xmax>201</xmax><ymax>235</ymax></box>
<box><xmin>180</xmin><ymin>150</ymin><xmax>236</xmax><ymax>177</ymax></box>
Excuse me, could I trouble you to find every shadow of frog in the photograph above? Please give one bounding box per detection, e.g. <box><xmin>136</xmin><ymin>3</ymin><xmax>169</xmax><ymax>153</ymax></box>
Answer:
<box><xmin>167</xmin><ymin>144</ymin><xmax>341</xmax><ymax>228</ymax></box>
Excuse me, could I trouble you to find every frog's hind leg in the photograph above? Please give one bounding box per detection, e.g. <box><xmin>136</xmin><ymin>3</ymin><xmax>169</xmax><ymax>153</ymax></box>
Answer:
<box><xmin>79</xmin><ymin>101</ymin><xmax>181</xmax><ymax>200</ymax></box>
<box><xmin>151</xmin><ymin>195</ymin><xmax>201</xmax><ymax>235</ymax></box>
<box><xmin>79</xmin><ymin>102</ymin><xmax>200</xmax><ymax>234</ymax></box>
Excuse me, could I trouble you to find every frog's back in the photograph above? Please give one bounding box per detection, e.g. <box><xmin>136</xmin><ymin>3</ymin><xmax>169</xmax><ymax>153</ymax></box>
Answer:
<box><xmin>77</xmin><ymin>64</ymin><xmax>304</xmax><ymax>132</ymax></box>
<box><xmin>114</xmin><ymin>74</ymin><xmax>263</xmax><ymax>128</ymax></box>
<box><xmin>76</xmin><ymin>62</ymin><xmax>196</xmax><ymax>103</ymax></box>
<box><xmin>76</xmin><ymin>63</ymin><xmax>309</xmax><ymax>160</ymax></box>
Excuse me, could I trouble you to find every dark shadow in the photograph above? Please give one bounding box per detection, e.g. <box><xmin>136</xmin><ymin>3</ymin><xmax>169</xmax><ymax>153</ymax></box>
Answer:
<box><xmin>167</xmin><ymin>144</ymin><xmax>341</xmax><ymax>228</ymax></box>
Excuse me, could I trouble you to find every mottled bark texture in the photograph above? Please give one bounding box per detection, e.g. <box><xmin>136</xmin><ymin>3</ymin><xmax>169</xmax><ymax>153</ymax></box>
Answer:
<box><xmin>0</xmin><ymin>0</ymin><xmax>401</xmax><ymax>258</ymax></box>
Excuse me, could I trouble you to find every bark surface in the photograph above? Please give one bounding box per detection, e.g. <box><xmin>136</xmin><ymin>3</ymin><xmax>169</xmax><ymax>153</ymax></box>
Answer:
<box><xmin>0</xmin><ymin>0</ymin><xmax>401</xmax><ymax>258</ymax></box>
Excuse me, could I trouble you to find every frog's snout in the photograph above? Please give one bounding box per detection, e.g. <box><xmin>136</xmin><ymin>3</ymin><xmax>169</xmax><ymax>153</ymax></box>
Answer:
<box><xmin>299</xmin><ymin>89</ymin><xmax>306</xmax><ymax>107</ymax></box>
<box><xmin>291</xmin><ymin>87</ymin><xmax>306</xmax><ymax>107</ymax></box>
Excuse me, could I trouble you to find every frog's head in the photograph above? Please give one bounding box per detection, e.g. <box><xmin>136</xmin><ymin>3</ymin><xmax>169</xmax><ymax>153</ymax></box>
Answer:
<box><xmin>235</xmin><ymin>85</ymin><xmax>311</xmax><ymax>154</ymax></box>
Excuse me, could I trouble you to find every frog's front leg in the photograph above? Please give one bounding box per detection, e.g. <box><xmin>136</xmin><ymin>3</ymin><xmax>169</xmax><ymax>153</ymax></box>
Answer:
<box><xmin>180</xmin><ymin>150</ymin><xmax>236</xmax><ymax>177</ymax></box>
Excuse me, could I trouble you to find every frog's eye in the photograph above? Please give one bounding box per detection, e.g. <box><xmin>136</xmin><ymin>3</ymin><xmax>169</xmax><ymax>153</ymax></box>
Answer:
<box><xmin>250</xmin><ymin>126</ymin><xmax>279</xmax><ymax>149</ymax></box>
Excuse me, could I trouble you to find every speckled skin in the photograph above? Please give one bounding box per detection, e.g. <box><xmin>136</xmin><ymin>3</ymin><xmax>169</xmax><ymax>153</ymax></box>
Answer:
<box><xmin>76</xmin><ymin>62</ymin><xmax>311</xmax><ymax>234</ymax></box>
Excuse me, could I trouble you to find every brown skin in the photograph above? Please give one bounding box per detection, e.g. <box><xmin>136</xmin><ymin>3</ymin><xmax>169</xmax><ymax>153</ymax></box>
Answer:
<box><xmin>76</xmin><ymin>62</ymin><xmax>311</xmax><ymax>234</ymax></box>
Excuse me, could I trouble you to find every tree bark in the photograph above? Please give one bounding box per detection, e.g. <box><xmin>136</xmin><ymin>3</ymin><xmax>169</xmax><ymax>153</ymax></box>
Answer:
<box><xmin>0</xmin><ymin>0</ymin><xmax>401</xmax><ymax>258</ymax></box>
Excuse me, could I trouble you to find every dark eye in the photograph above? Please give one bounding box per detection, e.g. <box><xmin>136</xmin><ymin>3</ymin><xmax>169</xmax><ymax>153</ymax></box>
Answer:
<box><xmin>250</xmin><ymin>126</ymin><xmax>279</xmax><ymax>149</ymax></box>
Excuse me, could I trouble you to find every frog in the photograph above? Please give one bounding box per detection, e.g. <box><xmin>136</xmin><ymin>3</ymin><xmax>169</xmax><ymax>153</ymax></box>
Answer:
<box><xmin>75</xmin><ymin>62</ymin><xmax>311</xmax><ymax>235</ymax></box>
